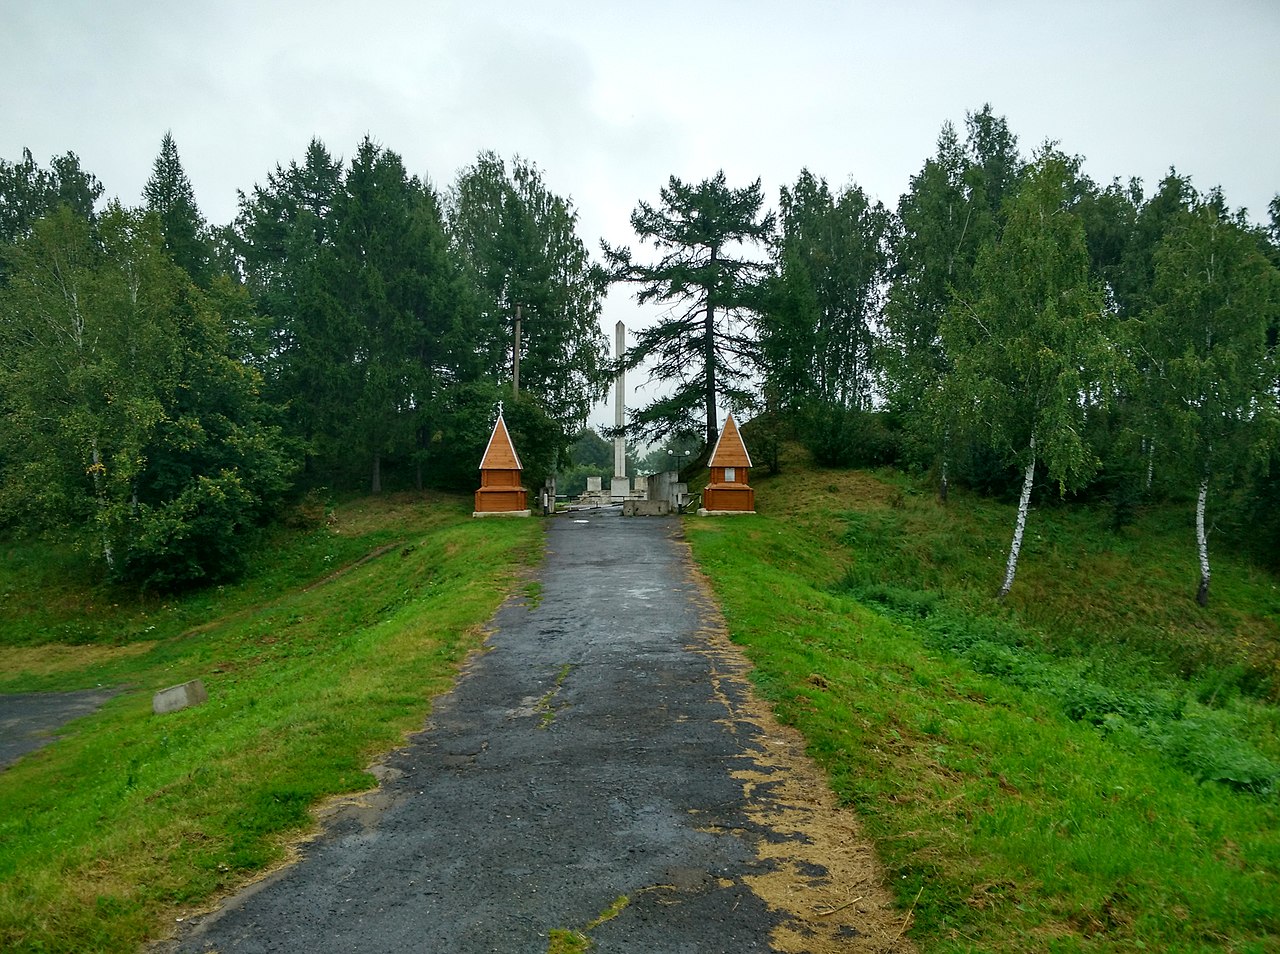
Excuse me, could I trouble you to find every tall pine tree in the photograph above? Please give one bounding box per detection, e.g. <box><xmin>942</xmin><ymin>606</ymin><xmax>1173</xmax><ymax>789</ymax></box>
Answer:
<box><xmin>604</xmin><ymin>171</ymin><xmax>774</xmax><ymax>449</ymax></box>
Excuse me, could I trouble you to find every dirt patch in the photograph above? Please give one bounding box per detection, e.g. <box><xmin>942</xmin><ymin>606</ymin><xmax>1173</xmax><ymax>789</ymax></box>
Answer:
<box><xmin>688</xmin><ymin>559</ymin><xmax>918</xmax><ymax>953</ymax></box>
<box><xmin>0</xmin><ymin>642</ymin><xmax>151</xmax><ymax>678</ymax></box>
<box><xmin>300</xmin><ymin>542</ymin><xmax>401</xmax><ymax>592</ymax></box>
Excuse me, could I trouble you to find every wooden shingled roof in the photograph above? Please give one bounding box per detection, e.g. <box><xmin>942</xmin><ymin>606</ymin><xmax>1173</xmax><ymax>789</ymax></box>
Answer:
<box><xmin>478</xmin><ymin>415</ymin><xmax>523</xmax><ymax>471</ymax></box>
<box><xmin>708</xmin><ymin>413</ymin><xmax>752</xmax><ymax>468</ymax></box>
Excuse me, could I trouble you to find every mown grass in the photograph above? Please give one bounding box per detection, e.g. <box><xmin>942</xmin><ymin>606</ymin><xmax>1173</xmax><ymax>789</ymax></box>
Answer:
<box><xmin>0</xmin><ymin>491</ymin><xmax>541</xmax><ymax>953</ymax></box>
<box><xmin>685</xmin><ymin>449</ymin><xmax>1280</xmax><ymax>953</ymax></box>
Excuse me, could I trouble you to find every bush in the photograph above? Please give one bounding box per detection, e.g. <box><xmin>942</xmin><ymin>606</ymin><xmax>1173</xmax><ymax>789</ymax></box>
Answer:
<box><xmin>841</xmin><ymin>581</ymin><xmax>1280</xmax><ymax>797</ymax></box>
<box><xmin>109</xmin><ymin>472</ymin><xmax>261</xmax><ymax>590</ymax></box>
<box><xmin>799</xmin><ymin>403</ymin><xmax>899</xmax><ymax>468</ymax></box>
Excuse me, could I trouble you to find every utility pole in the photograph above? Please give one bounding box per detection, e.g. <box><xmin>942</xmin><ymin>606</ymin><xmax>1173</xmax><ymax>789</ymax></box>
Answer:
<box><xmin>513</xmin><ymin>304</ymin><xmax>522</xmax><ymax>396</ymax></box>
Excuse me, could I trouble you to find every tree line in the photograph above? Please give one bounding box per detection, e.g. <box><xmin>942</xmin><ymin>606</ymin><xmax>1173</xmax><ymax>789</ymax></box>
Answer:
<box><xmin>609</xmin><ymin>106</ymin><xmax>1279</xmax><ymax>605</ymax></box>
<box><xmin>2</xmin><ymin>105</ymin><xmax>1277</xmax><ymax>601</ymax></box>
<box><xmin>0</xmin><ymin>135</ymin><xmax>609</xmax><ymax>587</ymax></box>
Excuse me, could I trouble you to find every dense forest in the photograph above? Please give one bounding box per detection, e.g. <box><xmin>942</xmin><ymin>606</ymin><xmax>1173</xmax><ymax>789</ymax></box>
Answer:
<box><xmin>1</xmin><ymin>106</ymin><xmax>1277</xmax><ymax>597</ymax></box>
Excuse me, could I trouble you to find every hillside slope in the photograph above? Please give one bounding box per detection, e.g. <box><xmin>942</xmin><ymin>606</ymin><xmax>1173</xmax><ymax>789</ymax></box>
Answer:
<box><xmin>0</xmin><ymin>493</ymin><xmax>541</xmax><ymax>953</ymax></box>
<box><xmin>685</xmin><ymin>449</ymin><xmax>1280</xmax><ymax>953</ymax></box>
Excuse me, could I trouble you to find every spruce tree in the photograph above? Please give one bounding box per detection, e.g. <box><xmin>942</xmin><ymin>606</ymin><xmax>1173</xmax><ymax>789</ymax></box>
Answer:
<box><xmin>143</xmin><ymin>132</ymin><xmax>210</xmax><ymax>284</ymax></box>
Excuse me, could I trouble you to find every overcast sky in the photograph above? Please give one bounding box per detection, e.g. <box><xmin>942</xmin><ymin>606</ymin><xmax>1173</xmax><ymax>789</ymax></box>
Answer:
<box><xmin>4</xmin><ymin>0</ymin><xmax>1278</xmax><ymax>430</ymax></box>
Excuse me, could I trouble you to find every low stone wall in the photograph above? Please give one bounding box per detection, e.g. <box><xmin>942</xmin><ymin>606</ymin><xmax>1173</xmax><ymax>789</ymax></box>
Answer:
<box><xmin>623</xmin><ymin>499</ymin><xmax>671</xmax><ymax>517</ymax></box>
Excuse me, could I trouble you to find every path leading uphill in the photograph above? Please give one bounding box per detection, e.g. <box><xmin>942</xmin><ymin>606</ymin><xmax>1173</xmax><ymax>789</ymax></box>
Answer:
<box><xmin>165</xmin><ymin>513</ymin><xmax>909</xmax><ymax>953</ymax></box>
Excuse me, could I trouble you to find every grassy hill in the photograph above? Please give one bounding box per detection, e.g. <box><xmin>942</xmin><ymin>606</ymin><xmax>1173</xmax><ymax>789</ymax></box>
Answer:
<box><xmin>2</xmin><ymin>457</ymin><xmax>1278</xmax><ymax>953</ymax></box>
<box><xmin>685</xmin><ymin>445</ymin><xmax>1280</xmax><ymax>952</ymax></box>
<box><xmin>0</xmin><ymin>492</ymin><xmax>541</xmax><ymax>953</ymax></box>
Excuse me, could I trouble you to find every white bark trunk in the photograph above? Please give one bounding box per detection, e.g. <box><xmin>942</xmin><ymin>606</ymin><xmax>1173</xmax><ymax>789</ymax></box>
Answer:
<box><xmin>1196</xmin><ymin>475</ymin><xmax>1211</xmax><ymax>607</ymax></box>
<box><xmin>998</xmin><ymin>434</ymin><xmax>1036</xmax><ymax>600</ymax></box>
<box><xmin>1145</xmin><ymin>438</ymin><xmax>1155</xmax><ymax>491</ymax></box>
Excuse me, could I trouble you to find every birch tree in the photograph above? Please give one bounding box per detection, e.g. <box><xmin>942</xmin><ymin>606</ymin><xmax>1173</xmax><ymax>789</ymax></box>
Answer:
<box><xmin>0</xmin><ymin>204</ymin><xmax>294</xmax><ymax>586</ymax></box>
<box><xmin>941</xmin><ymin>147</ymin><xmax>1115</xmax><ymax>599</ymax></box>
<box><xmin>760</xmin><ymin>169</ymin><xmax>891</xmax><ymax>412</ymax></box>
<box><xmin>1141</xmin><ymin>196</ymin><xmax>1280</xmax><ymax>605</ymax></box>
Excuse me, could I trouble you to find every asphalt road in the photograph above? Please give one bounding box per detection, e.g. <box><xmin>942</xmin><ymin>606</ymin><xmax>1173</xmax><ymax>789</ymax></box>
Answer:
<box><xmin>165</xmin><ymin>513</ymin><xmax>859</xmax><ymax>953</ymax></box>
<box><xmin>0</xmin><ymin>688</ymin><xmax>119</xmax><ymax>770</ymax></box>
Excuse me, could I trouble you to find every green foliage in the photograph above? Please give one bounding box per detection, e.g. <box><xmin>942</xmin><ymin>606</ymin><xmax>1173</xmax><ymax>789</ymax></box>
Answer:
<box><xmin>557</xmin><ymin>427</ymin><xmax>614</xmax><ymax>495</ymax></box>
<box><xmin>0</xmin><ymin>205</ymin><xmax>295</xmax><ymax>588</ymax></box>
<box><xmin>686</xmin><ymin>461</ymin><xmax>1280</xmax><ymax>952</ymax></box>
<box><xmin>604</xmin><ymin>171</ymin><xmax>775</xmax><ymax>448</ymax></box>
<box><xmin>797</xmin><ymin>403</ymin><xmax>899</xmax><ymax>468</ymax></box>
<box><xmin>142</xmin><ymin>132</ymin><xmax>211</xmax><ymax>285</ymax></box>
<box><xmin>232</xmin><ymin>137</ymin><xmax>486</xmax><ymax>494</ymax></box>
<box><xmin>943</xmin><ymin>146</ymin><xmax>1113</xmax><ymax>489</ymax></box>
<box><xmin>939</xmin><ymin>146</ymin><xmax>1119</xmax><ymax>594</ymax></box>
<box><xmin>502</xmin><ymin>390</ymin><xmax>565</xmax><ymax>492</ymax></box>
<box><xmin>1136</xmin><ymin>193</ymin><xmax>1280</xmax><ymax>603</ymax></box>
<box><xmin>881</xmin><ymin>108</ymin><xmax>1024</xmax><ymax>488</ymax></box>
<box><xmin>448</xmin><ymin>151</ymin><xmax>610</xmax><ymax>431</ymax></box>
<box><xmin>759</xmin><ymin>169</ymin><xmax>891</xmax><ymax>412</ymax></box>
<box><xmin>0</xmin><ymin>147</ymin><xmax>102</xmax><ymax>253</ymax></box>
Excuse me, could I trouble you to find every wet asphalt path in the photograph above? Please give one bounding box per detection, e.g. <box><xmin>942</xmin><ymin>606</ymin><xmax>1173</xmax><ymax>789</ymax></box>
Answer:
<box><xmin>172</xmin><ymin>512</ymin><xmax>787</xmax><ymax>953</ymax></box>
<box><xmin>0</xmin><ymin>688</ymin><xmax>120</xmax><ymax>770</ymax></box>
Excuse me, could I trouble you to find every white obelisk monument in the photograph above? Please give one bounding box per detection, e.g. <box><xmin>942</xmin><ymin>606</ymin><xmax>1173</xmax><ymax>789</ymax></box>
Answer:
<box><xmin>611</xmin><ymin>321</ymin><xmax>628</xmax><ymax>499</ymax></box>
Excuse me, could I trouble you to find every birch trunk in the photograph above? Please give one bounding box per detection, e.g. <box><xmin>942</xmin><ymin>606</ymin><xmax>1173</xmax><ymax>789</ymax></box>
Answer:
<box><xmin>997</xmin><ymin>434</ymin><xmax>1036</xmax><ymax>601</ymax></box>
<box><xmin>1195</xmin><ymin>474</ymin><xmax>1211</xmax><ymax>607</ymax></box>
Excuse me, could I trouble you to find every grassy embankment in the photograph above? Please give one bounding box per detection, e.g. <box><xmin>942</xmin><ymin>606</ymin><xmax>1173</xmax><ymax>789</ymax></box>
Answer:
<box><xmin>686</xmin><ymin>447</ymin><xmax>1280</xmax><ymax>953</ymax></box>
<box><xmin>0</xmin><ymin>492</ymin><xmax>541</xmax><ymax>953</ymax></box>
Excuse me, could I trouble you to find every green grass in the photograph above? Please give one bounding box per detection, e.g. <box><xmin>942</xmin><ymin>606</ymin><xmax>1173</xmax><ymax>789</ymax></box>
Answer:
<box><xmin>0</xmin><ymin>491</ymin><xmax>541</xmax><ymax>953</ymax></box>
<box><xmin>685</xmin><ymin>449</ymin><xmax>1280</xmax><ymax>953</ymax></box>
<box><xmin>546</xmin><ymin>894</ymin><xmax>630</xmax><ymax>952</ymax></box>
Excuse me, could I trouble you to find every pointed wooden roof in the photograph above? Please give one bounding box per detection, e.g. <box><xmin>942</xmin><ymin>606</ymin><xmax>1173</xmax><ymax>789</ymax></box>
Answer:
<box><xmin>708</xmin><ymin>413</ymin><xmax>752</xmax><ymax>468</ymax></box>
<box><xmin>479</xmin><ymin>415</ymin><xmax>523</xmax><ymax>471</ymax></box>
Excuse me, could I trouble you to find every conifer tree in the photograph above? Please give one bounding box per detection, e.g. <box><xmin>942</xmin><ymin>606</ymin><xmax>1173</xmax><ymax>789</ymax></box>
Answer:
<box><xmin>448</xmin><ymin>152</ymin><xmax>608</xmax><ymax>433</ymax></box>
<box><xmin>143</xmin><ymin>132</ymin><xmax>210</xmax><ymax>284</ymax></box>
<box><xmin>604</xmin><ymin>171</ymin><xmax>774</xmax><ymax>449</ymax></box>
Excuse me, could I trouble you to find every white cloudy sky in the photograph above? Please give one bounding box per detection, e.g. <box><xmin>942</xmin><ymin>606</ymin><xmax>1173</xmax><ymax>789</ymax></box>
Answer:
<box><xmin>3</xmin><ymin>0</ymin><xmax>1278</xmax><ymax>429</ymax></box>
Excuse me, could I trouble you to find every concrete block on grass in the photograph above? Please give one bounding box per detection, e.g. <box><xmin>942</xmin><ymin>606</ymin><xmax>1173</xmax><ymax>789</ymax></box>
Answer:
<box><xmin>153</xmin><ymin>679</ymin><xmax>208</xmax><ymax>715</ymax></box>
